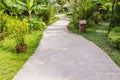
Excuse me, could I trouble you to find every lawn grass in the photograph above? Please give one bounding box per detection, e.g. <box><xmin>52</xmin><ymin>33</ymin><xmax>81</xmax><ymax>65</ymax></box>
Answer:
<box><xmin>0</xmin><ymin>31</ymin><xmax>43</xmax><ymax>80</ymax></box>
<box><xmin>68</xmin><ymin>23</ymin><xmax>120</xmax><ymax>67</ymax></box>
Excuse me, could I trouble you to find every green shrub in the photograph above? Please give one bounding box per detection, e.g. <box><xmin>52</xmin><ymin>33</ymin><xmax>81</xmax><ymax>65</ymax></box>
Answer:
<box><xmin>112</xmin><ymin>2</ymin><xmax>120</xmax><ymax>27</ymax></box>
<box><xmin>108</xmin><ymin>27</ymin><xmax>120</xmax><ymax>49</ymax></box>
<box><xmin>85</xmin><ymin>4</ymin><xmax>96</xmax><ymax>20</ymax></box>
<box><xmin>102</xmin><ymin>2</ymin><xmax>112</xmax><ymax>21</ymax></box>
<box><xmin>68</xmin><ymin>15</ymin><xmax>79</xmax><ymax>31</ymax></box>
<box><xmin>6</xmin><ymin>17</ymin><xmax>29</xmax><ymax>45</ymax></box>
<box><xmin>0</xmin><ymin>10</ymin><xmax>8</xmax><ymax>32</ymax></box>
<box><xmin>0</xmin><ymin>10</ymin><xmax>8</xmax><ymax>39</ymax></box>
<box><xmin>37</xmin><ymin>6</ymin><xmax>54</xmax><ymax>24</ymax></box>
<box><xmin>28</xmin><ymin>18</ymin><xmax>46</xmax><ymax>31</ymax></box>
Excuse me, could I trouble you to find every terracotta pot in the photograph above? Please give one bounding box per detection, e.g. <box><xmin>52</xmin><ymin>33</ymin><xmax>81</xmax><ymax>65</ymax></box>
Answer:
<box><xmin>16</xmin><ymin>44</ymin><xmax>27</xmax><ymax>53</ymax></box>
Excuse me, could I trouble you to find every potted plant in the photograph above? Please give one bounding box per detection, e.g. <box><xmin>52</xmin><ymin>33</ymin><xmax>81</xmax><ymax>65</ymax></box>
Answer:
<box><xmin>6</xmin><ymin>17</ymin><xmax>29</xmax><ymax>53</ymax></box>
<box><xmin>0</xmin><ymin>10</ymin><xmax>8</xmax><ymax>41</ymax></box>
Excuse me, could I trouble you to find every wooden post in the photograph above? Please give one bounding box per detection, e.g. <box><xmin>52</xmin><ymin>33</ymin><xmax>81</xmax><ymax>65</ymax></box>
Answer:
<box><xmin>79</xmin><ymin>20</ymin><xmax>87</xmax><ymax>32</ymax></box>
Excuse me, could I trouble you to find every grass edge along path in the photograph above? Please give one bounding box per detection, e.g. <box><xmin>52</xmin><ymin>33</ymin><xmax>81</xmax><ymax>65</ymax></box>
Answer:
<box><xmin>0</xmin><ymin>31</ymin><xmax>43</xmax><ymax>80</ymax></box>
<box><xmin>68</xmin><ymin>23</ymin><xmax>120</xmax><ymax>67</ymax></box>
<box><xmin>0</xmin><ymin>17</ymin><xmax>59</xmax><ymax>80</ymax></box>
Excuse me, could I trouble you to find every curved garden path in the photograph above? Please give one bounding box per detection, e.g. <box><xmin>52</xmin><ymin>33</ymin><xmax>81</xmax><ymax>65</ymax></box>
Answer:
<box><xmin>13</xmin><ymin>14</ymin><xmax>120</xmax><ymax>80</ymax></box>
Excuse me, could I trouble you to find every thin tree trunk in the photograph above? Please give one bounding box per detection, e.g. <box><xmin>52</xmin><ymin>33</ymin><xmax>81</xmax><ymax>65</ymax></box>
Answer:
<box><xmin>107</xmin><ymin>0</ymin><xmax>115</xmax><ymax>37</ymax></box>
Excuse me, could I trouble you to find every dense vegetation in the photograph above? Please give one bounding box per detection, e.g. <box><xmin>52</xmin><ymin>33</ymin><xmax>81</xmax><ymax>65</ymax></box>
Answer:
<box><xmin>68</xmin><ymin>0</ymin><xmax>120</xmax><ymax>66</ymax></box>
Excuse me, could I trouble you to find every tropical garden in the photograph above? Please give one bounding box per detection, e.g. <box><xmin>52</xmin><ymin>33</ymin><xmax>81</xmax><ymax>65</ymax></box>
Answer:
<box><xmin>0</xmin><ymin>0</ymin><xmax>120</xmax><ymax>80</ymax></box>
<box><xmin>68</xmin><ymin>0</ymin><xmax>120</xmax><ymax>67</ymax></box>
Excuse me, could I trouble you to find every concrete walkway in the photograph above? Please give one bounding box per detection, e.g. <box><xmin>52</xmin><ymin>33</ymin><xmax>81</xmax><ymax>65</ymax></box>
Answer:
<box><xmin>13</xmin><ymin>14</ymin><xmax>120</xmax><ymax>80</ymax></box>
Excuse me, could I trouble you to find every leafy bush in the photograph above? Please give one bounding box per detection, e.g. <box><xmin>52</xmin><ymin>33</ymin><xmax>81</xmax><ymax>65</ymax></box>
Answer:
<box><xmin>37</xmin><ymin>6</ymin><xmax>54</xmax><ymax>24</ymax></box>
<box><xmin>6</xmin><ymin>17</ymin><xmax>29</xmax><ymax>45</ymax></box>
<box><xmin>99</xmin><ymin>2</ymin><xmax>112</xmax><ymax>21</ymax></box>
<box><xmin>68</xmin><ymin>16</ymin><xmax>79</xmax><ymax>31</ymax></box>
<box><xmin>112</xmin><ymin>2</ymin><xmax>120</xmax><ymax>27</ymax></box>
<box><xmin>28</xmin><ymin>18</ymin><xmax>46</xmax><ymax>31</ymax></box>
<box><xmin>0</xmin><ymin>10</ymin><xmax>8</xmax><ymax>40</ymax></box>
<box><xmin>0</xmin><ymin>10</ymin><xmax>8</xmax><ymax>32</ymax></box>
<box><xmin>85</xmin><ymin>4</ymin><xmax>96</xmax><ymax>20</ymax></box>
<box><xmin>108</xmin><ymin>27</ymin><xmax>120</xmax><ymax>49</ymax></box>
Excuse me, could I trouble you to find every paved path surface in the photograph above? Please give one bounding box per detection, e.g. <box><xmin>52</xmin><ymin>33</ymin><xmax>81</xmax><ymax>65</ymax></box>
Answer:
<box><xmin>13</xmin><ymin>14</ymin><xmax>120</xmax><ymax>80</ymax></box>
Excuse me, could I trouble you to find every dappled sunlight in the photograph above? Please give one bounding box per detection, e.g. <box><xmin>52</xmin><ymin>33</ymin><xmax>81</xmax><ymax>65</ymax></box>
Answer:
<box><xmin>96</xmin><ymin>30</ymin><xmax>107</xmax><ymax>34</ymax></box>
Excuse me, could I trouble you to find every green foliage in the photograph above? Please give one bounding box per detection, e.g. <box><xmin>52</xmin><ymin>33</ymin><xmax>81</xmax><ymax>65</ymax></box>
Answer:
<box><xmin>0</xmin><ymin>0</ymin><xmax>56</xmax><ymax>24</ymax></box>
<box><xmin>93</xmin><ymin>12</ymin><xmax>102</xmax><ymax>24</ymax></box>
<box><xmin>104</xmin><ymin>2</ymin><xmax>112</xmax><ymax>11</ymax></box>
<box><xmin>28</xmin><ymin>18</ymin><xmax>46</xmax><ymax>31</ymax></box>
<box><xmin>68</xmin><ymin>0</ymin><xmax>92</xmax><ymax>30</ymax></box>
<box><xmin>37</xmin><ymin>6</ymin><xmax>54</xmax><ymax>24</ymax></box>
<box><xmin>0</xmin><ymin>0</ymin><xmax>24</xmax><ymax>16</ymax></box>
<box><xmin>56</xmin><ymin>0</ymin><xmax>66</xmax><ymax>6</ymax></box>
<box><xmin>68</xmin><ymin>16</ymin><xmax>79</xmax><ymax>31</ymax></box>
<box><xmin>0</xmin><ymin>0</ymin><xmax>46</xmax><ymax>18</ymax></box>
<box><xmin>112</xmin><ymin>2</ymin><xmax>120</xmax><ymax>26</ymax></box>
<box><xmin>108</xmin><ymin>27</ymin><xmax>120</xmax><ymax>49</ymax></box>
<box><xmin>101</xmin><ymin>2</ymin><xmax>112</xmax><ymax>21</ymax></box>
<box><xmin>69</xmin><ymin>0</ymin><xmax>113</xmax><ymax>29</ymax></box>
<box><xmin>85</xmin><ymin>4</ymin><xmax>96</xmax><ymax>19</ymax></box>
<box><xmin>0</xmin><ymin>10</ymin><xmax>8</xmax><ymax>32</ymax></box>
<box><xmin>0</xmin><ymin>10</ymin><xmax>8</xmax><ymax>40</ymax></box>
<box><xmin>56</xmin><ymin>0</ymin><xmax>67</xmax><ymax>13</ymax></box>
<box><xmin>0</xmin><ymin>0</ymin><xmax>5</xmax><ymax>9</ymax></box>
<box><xmin>6</xmin><ymin>17</ymin><xmax>29</xmax><ymax>45</ymax></box>
<box><xmin>15</xmin><ymin>0</ymin><xmax>35</xmax><ymax>18</ymax></box>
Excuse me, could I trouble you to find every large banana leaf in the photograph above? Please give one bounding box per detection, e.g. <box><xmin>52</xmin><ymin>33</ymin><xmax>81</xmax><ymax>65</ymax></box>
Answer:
<box><xmin>33</xmin><ymin>5</ymin><xmax>46</xmax><ymax>10</ymax></box>
<box><xmin>15</xmin><ymin>0</ymin><xmax>46</xmax><ymax>18</ymax></box>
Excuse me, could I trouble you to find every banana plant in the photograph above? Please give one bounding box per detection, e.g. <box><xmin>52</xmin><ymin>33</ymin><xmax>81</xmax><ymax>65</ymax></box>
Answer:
<box><xmin>1</xmin><ymin>0</ymin><xmax>25</xmax><ymax>16</ymax></box>
<box><xmin>15</xmin><ymin>0</ymin><xmax>34</xmax><ymax>18</ymax></box>
<box><xmin>16</xmin><ymin>0</ymin><xmax>45</xmax><ymax>18</ymax></box>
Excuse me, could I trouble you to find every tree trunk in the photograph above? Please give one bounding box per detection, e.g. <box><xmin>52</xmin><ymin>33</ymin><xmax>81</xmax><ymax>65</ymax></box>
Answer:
<box><xmin>107</xmin><ymin>0</ymin><xmax>115</xmax><ymax>37</ymax></box>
